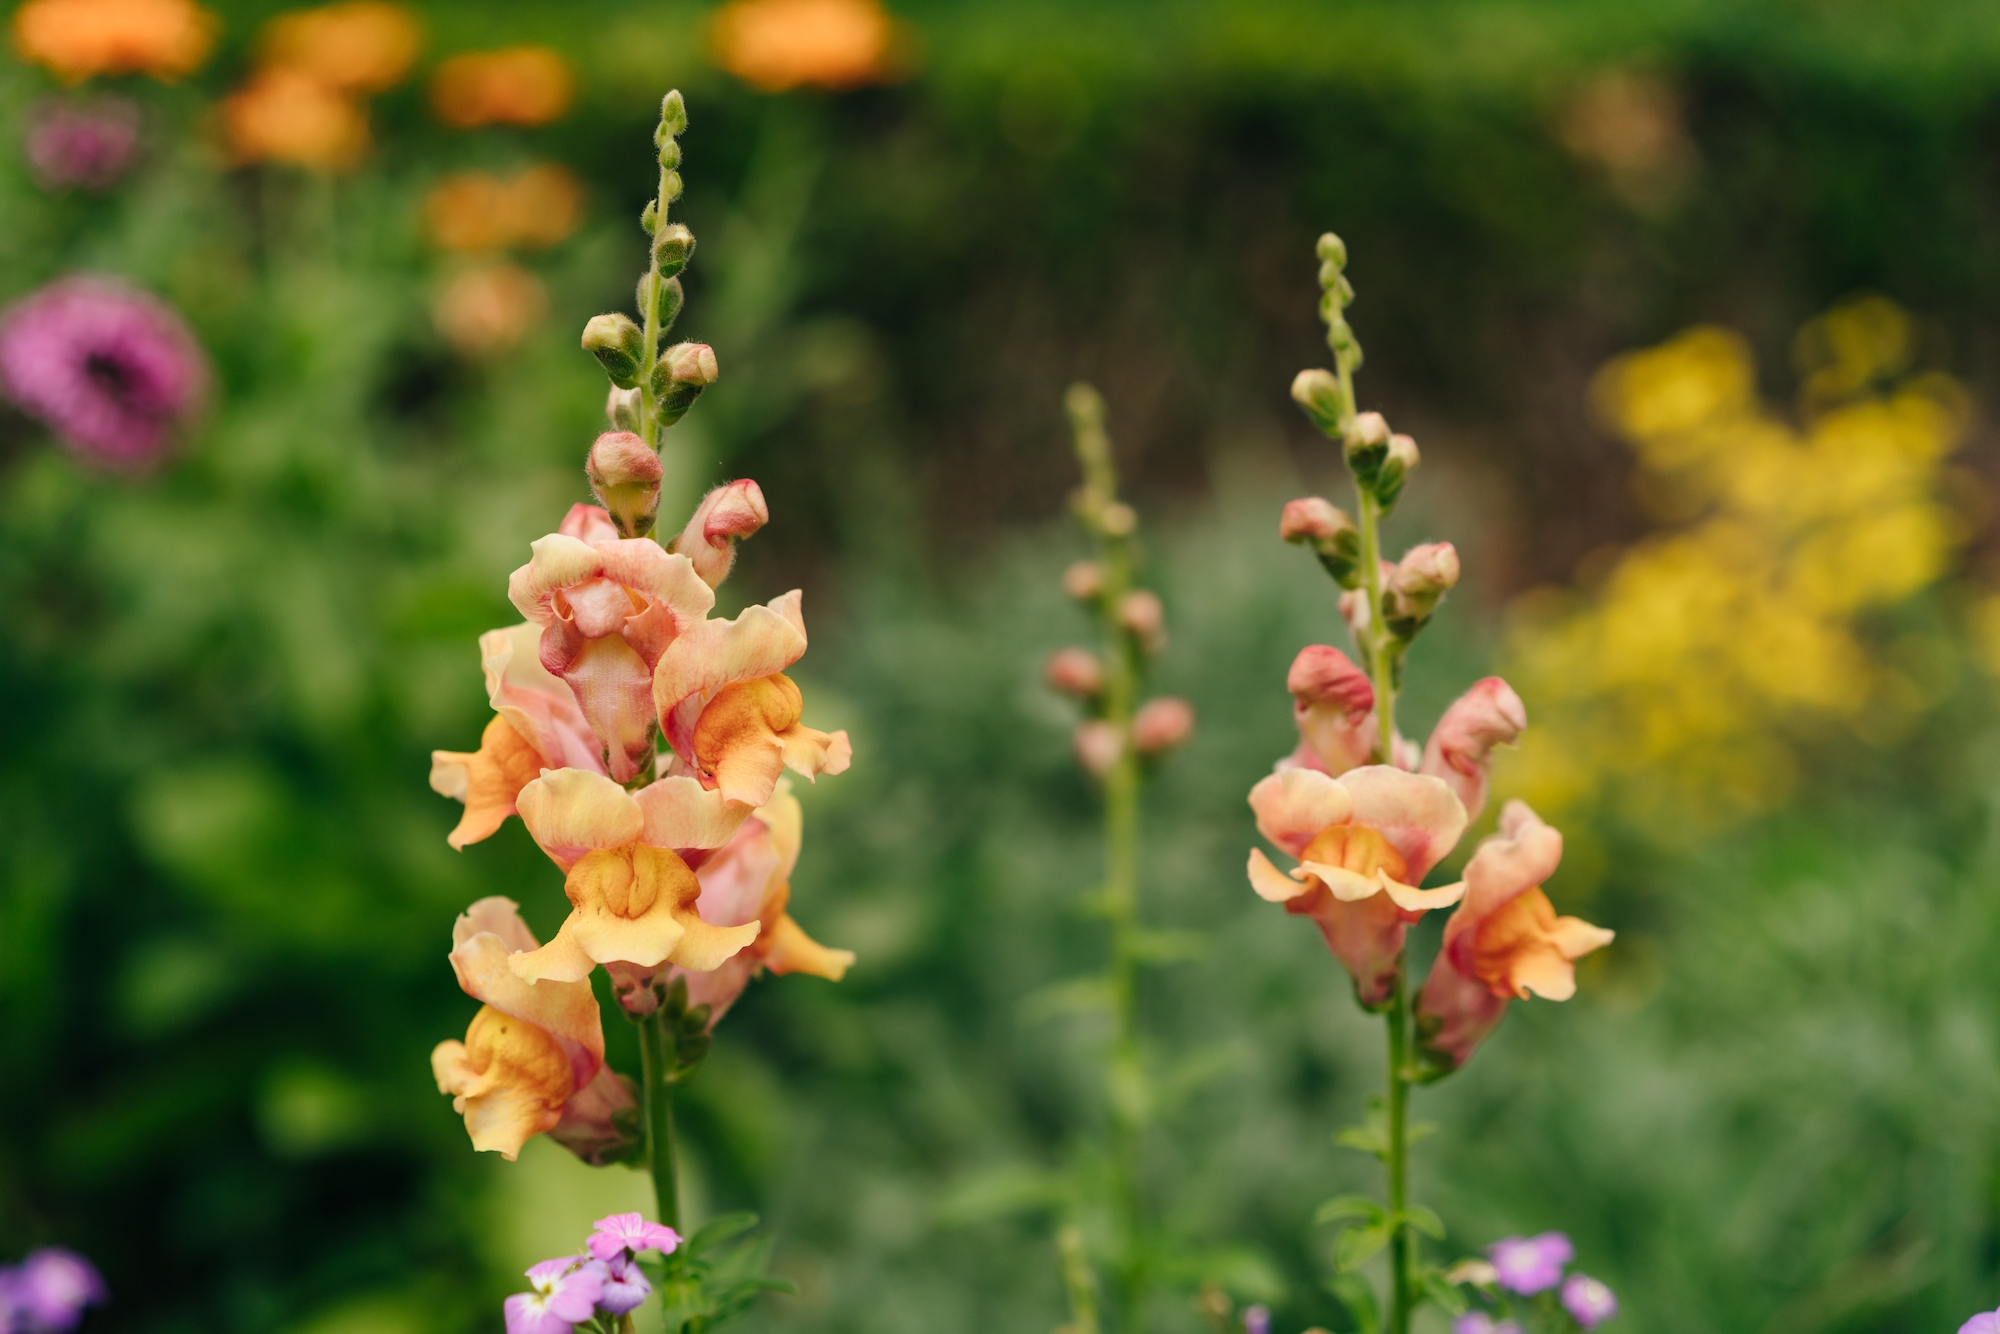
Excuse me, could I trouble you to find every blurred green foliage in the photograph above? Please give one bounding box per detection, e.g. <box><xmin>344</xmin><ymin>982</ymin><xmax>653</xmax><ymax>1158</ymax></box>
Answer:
<box><xmin>2</xmin><ymin>1</ymin><xmax>1999</xmax><ymax>1333</ymax></box>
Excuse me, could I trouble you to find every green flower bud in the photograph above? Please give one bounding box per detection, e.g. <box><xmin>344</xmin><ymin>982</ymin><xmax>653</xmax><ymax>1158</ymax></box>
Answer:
<box><xmin>663</xmin><ymin>171</ymin><xmax>683</xmax><ymax>203</ymax></box>
<box><xmin>1344</xmin><ymin>410</ymin><xmax>1391</xmax><ymax>486</ymax></box>
<box><xmin>659</xmin><ymin>137</ymin><xmax>681</xmax><ymax>170</ymax></box>
<box><xmin>651</xmin><ymin>341</ymin><xmax>719</xmax><ymax>427</ymax></box>
<box><xmin>659</xmin><ymin>90</ymin><xmax>688</xmax><ymax>138</ymax></box>
<box><xmin>605</xmin><ymin>384</ymin><xmax>642</xmax><ymax>432</ymax></box>
<box><xmin>1279</xmin><ymin>496</ymin><xmax>1362</xmax><ymax>586</ymax></box>
<box><xmin>637</xmin><ymin>274</ymin><xmax>684</xmax><ymax>333</ymax></box>
<box><xmin>1374</xmin><ymin>432</ymin><xmax>1421</xmax><ymax>512</ymax></box>
<box><xmin>652</xmin><ymin>223</ymin><xmax>695</xmax><ymax>278</ymax></box>
<box><xmin>1291</xmin><ymin>368</ymin><xmax>1345</xmax><ymax>436</ymax></box>
<box><xmin>1316</xmin><ymin>232</ymin><xmax>1348</xmax><ymax>267</ymax></box>
<box><xmin>640</xmin><ymin>200</ymin><xmax>658</xmax><ymax>234</ymax></box>
<box><xmin>581</xmin><ymin>312</ymin><xmax>645</xmax><ymax>390</ymax></box>
<box><xmin>1382</xmin><ymin>541</ymin><xmax>1459</xmax><ymax>640</ymax></box>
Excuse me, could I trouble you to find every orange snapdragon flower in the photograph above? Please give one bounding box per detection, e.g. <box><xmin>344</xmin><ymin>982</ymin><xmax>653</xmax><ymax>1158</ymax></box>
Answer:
<box><xmin>11</xmin><ymin>0</ymin><xmax>216</xmax><ymax>82</ymax></box>
<box><xmin>430</xmin><ymin>46</ymin><xmax>572</xmax><ymax>128</ymax></box>
<box><xmin>709</xmin><ymin>0</ymin><xmax>904</xmax><ymax>92</ymax></box>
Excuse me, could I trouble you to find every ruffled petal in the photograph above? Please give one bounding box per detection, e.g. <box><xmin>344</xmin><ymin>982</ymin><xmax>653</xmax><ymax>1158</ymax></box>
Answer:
<box><xmin>432</xmin><ymin>1005</ymin><xmax>573</xmax><ymax>1160</ymax></box>
<box><xmin>635</xmin><ymin>775</ymin><xmax>753</xmax><ymax>855</ymax></box>
<box><xmin>653</xmin><ymin>592</ymin><xmax>810</xmax><ymax>756</ymax></box>
<box><xmin>1249</xmin><ymin>767</ymin><xmax>1354</xmax><ymax>857</ymax></box>
<box><xmin>480</xmin><ymin>623</ymin><xmax>604</xmax><ymax>774</ymax></box>
<box><xmin>1336</xmin><ymin>765</ymin><xmax>1467</xmax><ymax>882</ymax></box>
<box><xmin>517</xmin><ymin>769</ymin><xmax>645</xmax><ymax>872</ymax></box>
<box><xmin>1248</xmin><ymin>847</ymin><xmax>1309</xmax><ymax>903</ymax></box>
<box><xmin>690</xmin><ymin>674</ymin><xmax>802</xmax><ymax>808</ymax></box>
<box><xmin>1419</xmin><ymin>677</ymin><xmax>1526</xmax><ymax>823</ymax></box>
<box><xmin>448</xmin><ymin>901</ymin><xmax>604</xmax><ymax>1086</ymax></box>
<box><xmin>431</xmin><ymin>715</ymin><xmax>545</xmax><ymax>849</ymax></box>
<box><xmin>762</xmin><ymin>913</ymin><xmax>854</xmax><ymax>979</ymax></box>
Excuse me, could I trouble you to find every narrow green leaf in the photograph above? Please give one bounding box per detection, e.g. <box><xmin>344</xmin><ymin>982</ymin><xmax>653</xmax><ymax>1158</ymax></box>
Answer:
<box><xmin>685</xmin><ymin>1211</ymin><xmax>759</xmax><ymax>1255</ymax></box>
<box><xmin>1398</xmin><ymin>1206</ymin><xmax>1446</xmax><ymax>1240</ymax></box>
<box><xmin>1334</xmin><ymin>1222</ymin><xmax>1391</xmax><ymax>1272</ymax></box>
<box><xmin>1335</xmin><ymin>1126</ymin><xmax>1389</xmax><ymax>1160</ymax></box>
<box><xmin>1327</xmin><ymin>1273</ymin><xmax>1381</xmax><ymax>1334</ymax></box>
<box><xmin>1314</xmin><ymin>1195</ymin><xmax>1386</xmax><ymax>1227</ymax></box>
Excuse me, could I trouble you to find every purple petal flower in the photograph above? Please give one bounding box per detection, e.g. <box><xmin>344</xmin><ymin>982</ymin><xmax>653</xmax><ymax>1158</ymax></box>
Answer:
<box><xmin>26</xmin><ymin>97</ymin><xmax>143</xmax><ymax>192</ymax></box>
<box><xmin>587</xmin><ymin>1211</ymin><xmax>681</xmax><ymax>1261</ymax></box>
<box><xmin>503</xmin><ymin>1256</ymin><xmax>605</xmax><ymax>1333</ymax></box>
<box><xmin>1241</xmin><ymin>1304</ymin><xmax>1270</xmax><ymax>1334</ymax></box>
<box><xmin>1453</xmin><ymin>1313</ymin><xmax>1496</xmax><ymax>1334</ymax></box>
<box><xmin>1</xmin><ymin>1249</ymin><xmax>108</xmax><ymax>1333</ymax></box>
<box><xmin>1960</xmin><ymin>1311</ymin><xmax>2000</xmax><ymax>1334</ymax></box>
<box><xmin>1487</xmin><ymin>1232</ymin><xmax>1573</xmax><ymax>1295</ymax></box>
<box><xmin>0</xmin><ymin>276</ymin><xmax>207</xmax><ymax>468</ymax></box>
<box><xmin>596</xmin><ymin>1252</ymin><xmax>652</xmax><ymax>1317</ymax></box>
<box><xmin>1562</xmin><ymin>1274</ymin><xmax>1618</xmax><ymax>1329</ymax></box>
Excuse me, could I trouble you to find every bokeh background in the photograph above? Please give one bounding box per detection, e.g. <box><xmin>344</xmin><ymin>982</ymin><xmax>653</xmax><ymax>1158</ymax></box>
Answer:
<box><xmin>4</xmin><ymin>0</ymin><xmax>2000</xmax><ymax>1331</ymax></box>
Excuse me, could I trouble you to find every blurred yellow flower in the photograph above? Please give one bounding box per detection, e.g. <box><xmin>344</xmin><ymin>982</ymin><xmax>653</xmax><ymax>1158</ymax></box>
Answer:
<box><xmin>11</xmin><ymin>0</ymin><xmax>217</xmax><ymax>82</ymax></box>
<box><xmin>221</xmin><ymin>66</ymin><xmax>369</xmax><ymax>170</ymax></box>
<box><xmin>1501</xmin><ymin>297</ymin><xmax>1967</xmax><ymax>830</ymax></box>
<box><xmin>256</xmin><ymin>0</ymin><xmax>421</xmax><ymax>96</ymax></box>
<box><xmin>423</xmin><ymin>164</ymin><xmax>583</xmax><ymax>253</ymax></box>
<box><xmin>432</xmin><ymin>261</ymin><xmax>547</xmax><ymax>357</ymax></box>
<box><xmin>709</xmin><ymin>0</ymin><xmax>905</xmax><ymax>92</ymax></box>
<box><xmin>429</xmin><ymin>46</ymin><xmax>573</xmax><ymax>128</ymax></box>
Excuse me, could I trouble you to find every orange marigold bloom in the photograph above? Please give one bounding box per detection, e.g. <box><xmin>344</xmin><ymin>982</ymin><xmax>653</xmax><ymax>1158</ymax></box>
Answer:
<box><xmin>11</xmin><ymin>0</ymin><xmax>217</xmax><ymax>82</ymax></box>
<box><xmin>709</xmin><ymin>0</ymin><xmax>903</xmax><ymax>93</ymax></box>
<box><xmin>257</xmin><ymin>0</ymin><xmax>421</xmax><ymax>95</ymax></box>
<box><xmin>430</xmin><ymin>46</ymin><xmax>573</xmax><ymax>128</ymax></box>
<box><xmin>424</xmin><ymin>163</ymin><xmax>583</xmax><ymax>253</ymax></box>
<box><xmin>221</xmin><ymin>66</ymin><xmax>368</xmax><ymax>170</ymax></box>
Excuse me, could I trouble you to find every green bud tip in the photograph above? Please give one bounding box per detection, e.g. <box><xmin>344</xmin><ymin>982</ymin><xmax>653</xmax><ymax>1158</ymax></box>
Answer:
<box><xmin>1316</xmin><ymin>232</ymin><xmax>1348</xmax><ymax>267</ymax></box>
<box><xmin>660</xmin><ymin>90</ymin><xmax>687</xmax><ymax>137</ymax></box>
<box><xmin>652</xmin><ymin>223</ymin><xmax>696</xmax><ymax>278</ymax></box>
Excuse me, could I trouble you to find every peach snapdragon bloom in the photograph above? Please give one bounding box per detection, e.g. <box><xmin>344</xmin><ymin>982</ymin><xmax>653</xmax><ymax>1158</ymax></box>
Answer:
<box><xmin>1416</xmin><ymin>803</ymin><xmax>1613</xmax><ymax>1071</ymax></box>
<box><xmin>432</xmin><ymin>897</ymin><xmax>634</xmax><ymax>1160</ymax></box>
<box><xmin>1247</xmin><ymin>766</ymin><xmax>1468</xmax><ymax>1008</ymax></box>
<box><xmin>612</xmin><ymin>778</ymin><xmax>854</xmax><ymax>1021</ymax></box>
<box><xmin>505</xmin><ymin>769</ymin><xmax>763</xmax><ymax>985</ymax></box>
<box><xmin>11</xmin><ymin>0</ymin><xmax>216</xmax><ymax>82</ymax></box>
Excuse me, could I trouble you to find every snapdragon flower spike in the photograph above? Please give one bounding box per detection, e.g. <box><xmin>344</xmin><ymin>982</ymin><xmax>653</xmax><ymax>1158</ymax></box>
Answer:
<box><xmin>0</xmin><ymin>1247</ymin><xmax>108</xmax><ymax>1333</ymax></box>
<box><xmin>1246</xmin><ymin>765</ymin><xmax>1468</xmax><ymax>1008</ymax></box>
<box><xmin>1562</xmin><ymin>1274</ymin><xmax>1619</xmax><ymax>1328</ymax></box>
<box><xmin>504</xmin><ymin>1257</ymin><xmax>605</xmax><ymax>1334</ymax></box>
<box><xmin>1486</xmin><ymin>1232</ymin><xmax>1574</xmax><ymax>1295</ymax></box>
<box><xmin>611</xmin><ymin>778</ymin><xmax>852</xmax><ymax>1023</ymax></box>
<box><xmin>1415</xmin><ymin>804</ymin><xmax>1613</xmax><ymax>1072</ymax></box>
<box><xmin>588</xmin><ymin>1211</ymin><xmax>682</xmax><ymax>1260</ymax></box>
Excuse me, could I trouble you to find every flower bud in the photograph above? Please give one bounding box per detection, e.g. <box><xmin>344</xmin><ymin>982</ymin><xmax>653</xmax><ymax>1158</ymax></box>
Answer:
<box><xmin>586</xmin><ymin>431</ymin><xmax>664</xmax><ymax>538</ymax></box>
<box><xmin>1279</xmin><ymin>496</ymin><xmax>1362</xmax><ymax>586</ymax></box>
<box><xmin>659</xmin><ymin>90</ymin><xmax>688</xmax><ymax>138</ymax></box>
<box><xmin>1099</xmin><ymin>501</ymin><xmax>1137</xmax><ymax>537</ymax></box>
<box><xmin>641</xmin><ymin>199</ymin><xmax>659</xmax><ymax>234</ymax></box>
<box><xmin>652</xmin><ymin>223</ymin><xmax>695</xmax><ymax>278</ymax></box>
<box><xmin>1132</xmin><ymin>696</ymin><xmax>1195</xmax><ymax>757</ymax></box>
<box><xmin>1316</xmin><ymin>232</ymin><xmax>1348</xmax><ymax>268</ymax></box>
<box><xmin>1376</xmin><ymin>432</ymin><xmax>1421</xmax><ymax>511</ymax></box>
<box><xmin>581</xmin><ymin>312</ymin><xmax>645</xmax><ymax>389</ymax></box>
<box><xmin>1062</xmin><ymin>560</ymin><xmax>1104</xmax><ymax>602</ymax></box>
<box><xmin>1344</xmin><ymin>410</ymin><xmax>1391</xmax><ymax>485</ymax></box>
<box><xmin>1117</xmin><ymin>589</ymin><xmax>1166</xmax><ymax>653</ymax></box>
<box><xmin>605</xmin><ymin>384</ymin><xmax>641</xmax><ymax>432</ymax></box>
<box><xmin>1290</xmin><ymin>368</ymin><xmax>1344</xmax><ymax>435</ymax></box>
<box><xmin>651</xmin><ymin>341</ymin><xmax>719</xmax><ymax>427</ymax></box>
<box><xmin>638</xmin><ymin>274</ymin><xmax>684</xmax><ymax>334</ymax></box>
<box><xmin>658</xmin><ymin>136</ymin><xmax>681</xmax><ymax>170</ymax></box>
<box><xmin>1044</xmin><ymin>647</ymin><xmax>1104</xmax><ymax>698</ymax></box>
<box><xmin>671</xmin><ymin>478</ymin><xmax>767</xmax><ymax>588</ymax></box>
<box><xmin>1072</xmin><ymin>720</ymin><xmax>1123</xmax><ymax>778</ymax></box>
<box><xmin>1383</xmin><ymin>541</ymin><xmax>1460</xmax><ymax>640</ymax></box>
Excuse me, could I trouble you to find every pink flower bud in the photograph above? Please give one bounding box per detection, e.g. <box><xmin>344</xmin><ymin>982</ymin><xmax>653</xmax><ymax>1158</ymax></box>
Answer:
<box><xmin>672</xmin><ymin>478</ymin><xmax>769</xmax><ymax>588</ymax></box>
<box><xmin>1062</xmin><ymin>560</ymin><xmax>1104</xmax><ymax>601</ymax></box>
<box><xmin>585</xmin><ymin>430</ymin><xmax>664</xmax><ymax>538</ymax></box>
<box><xmin>1419</xmin><ymin>676</ymin><xmax>1526</xmax><ymax>821</ymax></box>
<box><xmin>1288</xmin><ymin>645</ymin><xmax>1375</xmax><ymax>775</ymax></box>
<box><xmin>1384</xmin><ymin>541</ymin><xmax>1460</xmax><ymax>638</ymax></box>
<box><xmin>1073</xmin><ymin>720</ymin><xmax>1123</xmax><ymax>777</ymax></box>
<box><xmin>1348</xmin><ymin>411</ymin><xmax>1390</xmax><ymax>447</ymax></box>
<box><xmin>1290</xmin><ymin>368</ymin><xmax>1343</xmax><ymax>434</ymax></box>
<box><xmin>1377</xmin><ymin>431</ymin><xmax>1421</xmax><ymax>508</ymax></box>
<box><xmin>1132</xmin><ymin>696</ymin><xmax>1195</xmax><ymax>756</ymax></box>
<box><xmin>652</xmin><ymin>340</ymin><xmax>719</xmax><ymax>427</ymax></box>
<box><xmin>1118</xmin><ymin>589</ymin><xmax>1167</xmax><ymax>653</ymax></box>
<box><xmin>558</xmin><ymin>501</ymin><xmax>619</xmax><ymax>543</ymax></box>
<box><xmin>1044</xmin><ymin>647</ymin><xmax>1105</xmax><ymax>698</ymax></box>
<box><xmin>1279</xmin><ymin>496</ymin><xmax>1361</xmax><ymax>585</ymax></box>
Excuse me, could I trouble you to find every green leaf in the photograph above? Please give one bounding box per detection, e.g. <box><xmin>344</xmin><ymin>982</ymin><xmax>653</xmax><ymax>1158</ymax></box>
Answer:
<box><xmin>1313</xmin><ymin>1195</ymin><xmax>1386</xmax><ymax>1227</ymax></box>
<box><xmin>1397</xmin><ymin>1206</ymin><xmax>1445</xmax><ymax>1240</ymax></box>
<box><xmin>1128</xmin><ymin>929</ymin><xmax>1207</xmax><ymax>964</ymax></box>
<box><xmin>1327</xmin><ymin>1273</ymin><xmax>1381</xmax><ymax>1334</ymax></box>
<box><xmin>1408</xmin><ymin>1121</ymin><xmax>1440</xmax><ymax>1146</ymax></box>
<box><xmin>1421</xmin><ymin>1270</ymin><xmax>1467</xmax><ymax>1315</ymax></box>
<box><xmin>685</xmin><ymin>1211</ymin><xmax>759</xmax><ymax>1256</ymax></box>
<box><xmin>1020</xmin><ymin>977</ymin><xmax>1114</xmax><ymax>1023</ymax></box>
<box><xmin>1335</xmin><ymin>1126</ymin><xmax>1389</xmax><ymax>1160</ymax></box>
<box><xmin>1334</xmin><ymin>1221</ymin><xmax>1390</xmax><ymax>1272</ymax></box>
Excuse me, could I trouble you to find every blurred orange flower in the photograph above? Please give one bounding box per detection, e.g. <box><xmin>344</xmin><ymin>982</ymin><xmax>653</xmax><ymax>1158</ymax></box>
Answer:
<box><xmin>433</xmin><ymin>262</ymin><xmax>547</xmax><ymax>357</ymax></box>
<box><xmin>257</xmin><ymin>0</ymin><xmax>421</xmax><ymax>96</ymax></box>
<box><xmin>11</xmin><ymin>0</ymin><xmax>217</xmax><ymax>82</ymax></box>
<box><xmin>709</xmin><ymin>0</ymin><xmax>905</xmax><ymax>92</ymax></box>
<box><xmin>221</xmin><ymin>66</ymin><xmax>368</xmax><ymax>169</ymax></box>
<box><xmin>424</xmin><ymin>163</ymin><xmax>583</xmax><ymax>253</ymax></box>
<box><xmin>430</xmin><ymin>46</ymin><xmax>573</xmax><ymax>128</ymax></box>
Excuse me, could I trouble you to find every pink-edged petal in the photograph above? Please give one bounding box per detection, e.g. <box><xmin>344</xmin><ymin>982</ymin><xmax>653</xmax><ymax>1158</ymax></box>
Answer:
<box><xmin>517</xmin><ymin>769</ymin><xmax>645</xmax><ymax>872</ymax></box>
<box><xmin>652</xmin><ymin>591</ymin><xmax>810</xmax><ymax>755</ymax></box>
<box><xmin>1419</xmin><ymin>677</ymin><xmax>1526</xmax><ymax>823</ymax></box>
<box><xmin>1248</xmin><ymin>767</ymin><xmax>1354</xmax><ymax>858</ymax></box>
<box><xmin>449</xmin><ymin>911</ymin><xmax>605</xmax><ymax>1087</ymax></box>
<box><xmin>553</xmin><ymin>633</ymin><xmax>657</xmax><ymax>783</ymax></box>
<box><xmin>635</xmin><ymin>775</ymin><xmax>753</xmax><ymax>853</ymax></box>
<box><xmin>559</xmin><ymin>502</ymin><xmax>619</xmax><ymax>543</ymax></box>
<box><xmin>594</xmin><ymin>539</ymin><xmax>715</xmax><ymax>666</ymax></box>
<box><xmin>1336</xmin><ymin>765</ymin><xmax>1467</xmax><ymax>882</ymax></box>
<box><xmin>673</xmin><ymin>479</ymin><xmax>769</xmax><ymax>588</ymax></box>
<box><xmin>481</xmin><ymin>623</ymin><xmax>606</xmax><ymax>773</ymax></box>
<box><xmin>508</xmin><ymin>533</ymin><xmax>604</xmax><ymax>627</ymax></box>
<box><xmin>1247</xmin><ymin>847</ymin><xmax>1308</xmax><ymax>902</ymax></box>
<box><xmin>453</xmin><ymin>895</ymin><xmax>541</xmax><ymax>954</ymax></box>
<box><xmin>1415</xmin><ymin>949</ymin><xmax>1511</xmax><ymax>1072</ymax></box>
<box><xmin>1288</xmin><ymin>645</ymin><xmax>1377</xmax><ymax>775</ymax></box>
<box><xmin>1456</xmin><ymin>799</ymin><xmax>1564</xmax><ymax>926</ymax></box>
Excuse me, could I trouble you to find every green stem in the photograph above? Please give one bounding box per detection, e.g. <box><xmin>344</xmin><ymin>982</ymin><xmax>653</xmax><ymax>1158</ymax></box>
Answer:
<box><xmin>1385</xmin><ymin>976</ymin><xmax>1413</xmax><ymax>1334</ymax></box>
<box><xmin>639</xmin><ymin>1009</ymin><xmax>681</xmax><ymax>1231</ymax></box>
<box><xmin>1102</xmin><ymin>539</ymin><xmax>1146</xmax><ymax>1331</ymax></box>
<box><xmin>638</xmin><ymin>135</ymin><xmax>678</xmax><ymax>449</ymax></box>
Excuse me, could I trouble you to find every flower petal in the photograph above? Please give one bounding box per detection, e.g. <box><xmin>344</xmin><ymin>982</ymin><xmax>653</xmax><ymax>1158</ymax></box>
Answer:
<box><xmin>1415</xmin><ymin>950</ymin><xmax>1511</xmax><ymax>1073</ymax></box>
<box><xmin>1336</xmin><ymin>765</ymin><xmax>1467</xmax><ymax>882</ymax></box>
<box><xmin>432</xmin><ymin>715</ymin><xmax>546</xmax><ymax>849</ymax></box>
<box><xmin>763</xmin><ymin>913</ymin><xmax>854</xmax><ymax>980</ymax></box>
<box><xmin>634</xmin><ymin>775</ymin><xmax>753</xmax><ymax>854</ymax></box>
<box><xmin>1249</xmin><ymin>767</ymin><xmax>1354</xmax><ymax>857</ymax></box>
<box><xmin>517</xmin><ymin>768</ymin><xmax>645</xmax><ymax>872</ymax></box>
<box><xmin>433</xmin><ymin>1005</ymin><xmax>573</xmax><ymax>1160</ymax></box>
<box><xmin>1247</xmin><ymin>846</ymin><xmax>1308</xmax><ymax>902</ymax></box>
<box><xmin>653</xmin><ymin>591</ymin><xmax>810</xmax><ymax>756</ymax></box>
<box><xmin>481</xmin><ymin>623</ymin><xmax>604</xmax><ymax>773</ymax></box>
<box><xmin>449</xmin><ymin>899</ymin><xmax>604</xmax><ymax>1087</ymax></box>
<box><xmin>1419</xmin><ymin>677</ymin><xmax>1526</xmax><ymax>823</ymax></box>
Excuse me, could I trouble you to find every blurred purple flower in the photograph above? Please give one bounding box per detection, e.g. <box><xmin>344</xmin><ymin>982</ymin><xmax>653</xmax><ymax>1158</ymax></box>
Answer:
<box><xmin>1452</xmin><ymin>1314</ymin><xmax>1521</xmax><ymax>1334</ymax></box>
<box><xmin>0</xmin><ymin>276</ymin><xmax>206</xmax><ymax>468</ymax></box>
<box><xmin>1241</xmin><ymin>1304</ymin><xmax>1270</xmax><ymax>1334</ymax></box>
<box><xmin>0</xmin><ymin>1248</ymin><xmax>109</xmax><ymax>1333</ymax></box>
<box><xmin>503</xmin><ymin>1257</ymin><xmax>604</xmax><ymax>1334</ymax></box>
<box><xmin>1562</xmin><ymin>1274</ymin><xmax>1618</xmax><ymax>1328</ymax></box>
<box><xmin>1960</xmin><ymin>1310</ymin><xmax>2000</xmax><ymax>1334</ymax></box>
<box><xmin>596</xmin><ymin>1252</ymin><xmax>651</xmax><ymax>1317</ymax></box>
<box><xmin>1487</xmin><ymin>1232</ymin><xmax>1574</xmax><ymax>1295</ymax></box>
<box><xmin>587</xmin><ymin>1212</ymin><xmax>680</xmax><ymax>1261</ymax></box>
<box><xmin>26</xmin><ymin>97</ymin><xmax>143</xmax><ymax>192</ymax></box>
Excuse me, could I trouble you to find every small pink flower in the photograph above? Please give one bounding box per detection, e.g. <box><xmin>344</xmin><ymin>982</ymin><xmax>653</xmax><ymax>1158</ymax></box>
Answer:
<box><xmin>596</xmin><ymin>1251</ymin><xmax>652</xmax><ymax>1315</ymax></box>
<box><xmin>1960</xmin><ymin>1311</ymin><xmax>2000</xmax><ymax>1334</ymax></box>
<box><xmin>1487</xmin><ymin>1232</ymin><xmax>1573</xmax><ymax>1295</ymax></box>
<box><xmin>26</xmin><ymin>95</ymin><xmax>142</xmax><ymax>191</ymax></box>
<box><xmin>588</xmin><ymin>1211</ymin><xmax>682</xmax><ymax>1260</ymax></box>
<box><xmin>503</xmin><ymin>1257</ymin><xmax>604</xmax><ymax>1334</ymax></box>
<box><xmin>0</xmin><ymin>1247</ymin><xmax>107</xmax><ymax>1332</ymax></box>
<box><xmin>1562</xmin><ymin>1274</ymin><xmax>1619</xmax><ymax>1328</ymax></box>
